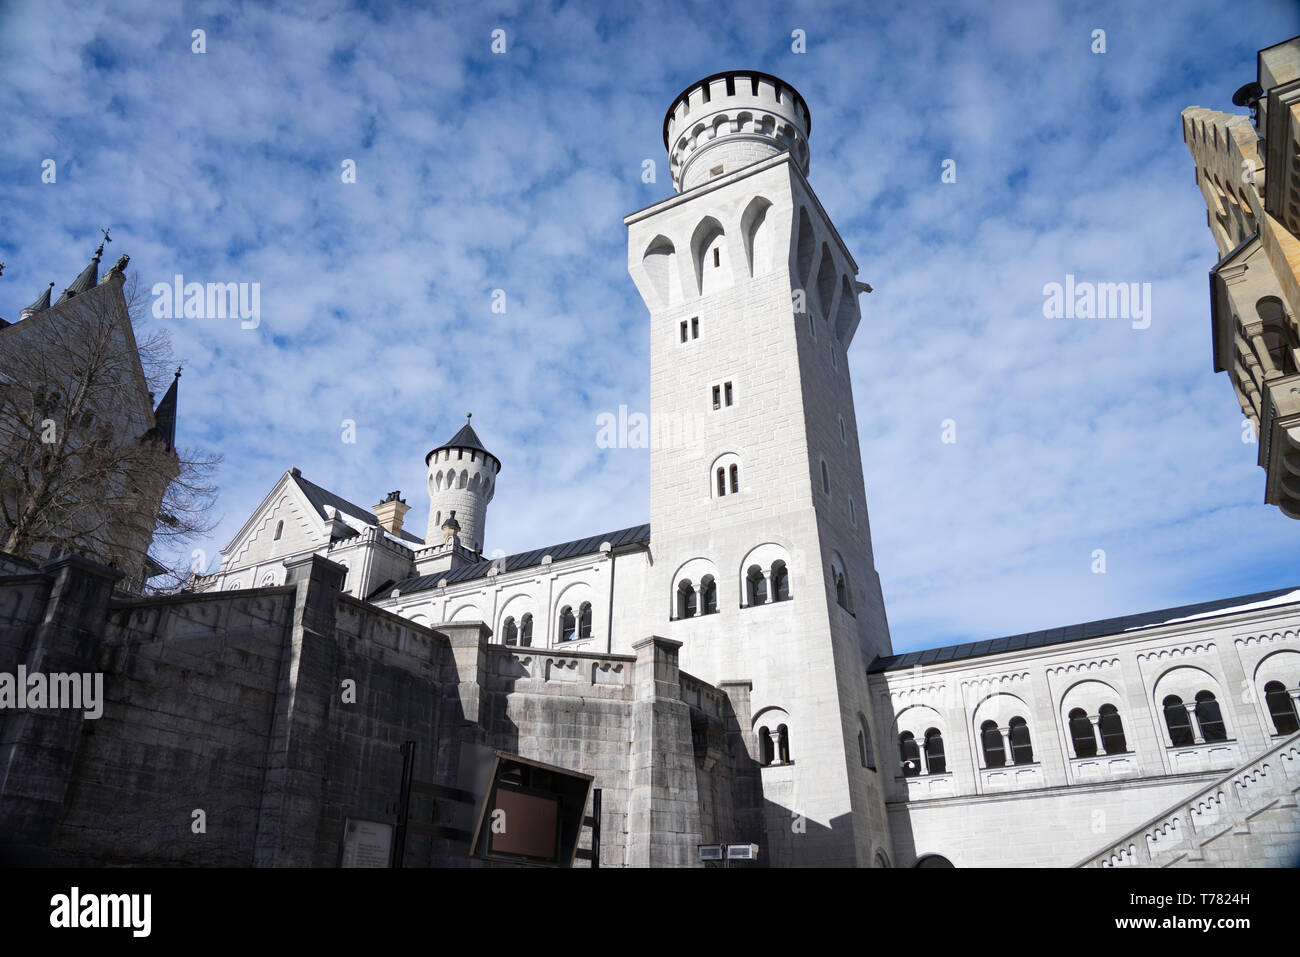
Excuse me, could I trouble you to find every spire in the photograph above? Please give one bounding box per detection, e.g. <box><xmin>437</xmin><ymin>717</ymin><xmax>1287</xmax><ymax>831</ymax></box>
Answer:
<box><xmin>20</xmin><ymin>282</ymin><xmax>55</xmax><ymax>319</ymax></box>
<box><xmin>145</xmin><ymin>367</ymin><xmax>181</xmax><ymax>452</ymax></box>
<box><xmin>57</xmin><ymin>232</ymin><xmax>110</xmax><ymax>304</ymax></box>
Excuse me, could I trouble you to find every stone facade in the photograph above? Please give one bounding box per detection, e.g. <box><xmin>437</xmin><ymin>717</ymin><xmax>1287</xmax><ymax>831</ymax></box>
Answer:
<box><xmin>1183</xmin><ymin>36</ymin><xmax>1300</xmax><ymax>518</ymax></box>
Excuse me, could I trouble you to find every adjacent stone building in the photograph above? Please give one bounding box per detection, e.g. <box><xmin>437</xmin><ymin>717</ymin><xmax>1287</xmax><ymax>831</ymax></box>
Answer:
<box><xmin>1183</xmin><ymin>35</ymin><xmax>1300</xmax><ymax>519</ymax></box>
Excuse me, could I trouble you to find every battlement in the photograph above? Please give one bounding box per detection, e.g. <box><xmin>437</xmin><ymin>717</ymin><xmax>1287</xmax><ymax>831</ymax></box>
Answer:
<box><xmin>663</xmin><ymin>70</ymin><xmax>811</xmax><ymax>193</ymax></box>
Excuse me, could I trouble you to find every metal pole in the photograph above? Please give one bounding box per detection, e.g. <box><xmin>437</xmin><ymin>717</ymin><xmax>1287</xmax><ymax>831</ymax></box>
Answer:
<box><xmin>393</xmin><ymin>740</ymin><xmax>416</xmax><ymax>868</ymax></box>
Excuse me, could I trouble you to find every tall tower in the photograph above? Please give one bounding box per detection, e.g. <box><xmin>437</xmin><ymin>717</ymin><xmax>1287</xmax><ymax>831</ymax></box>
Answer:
<box><xmin>625</xmin><ymin>71</ymin><xmax>894</xmax><ymax>866</ymax></box>
<box><xmin>424</xmin><ymin>416</ymin><xmax>500</xmax><ymax>553</ymax></box>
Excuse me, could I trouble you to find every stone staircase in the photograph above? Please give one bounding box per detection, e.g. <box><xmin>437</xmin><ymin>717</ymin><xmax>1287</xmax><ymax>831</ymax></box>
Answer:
<box><xmin>1077</xmin><ymin>731</ymin><xmax>1300</xmax><ymax>867</ymax></box>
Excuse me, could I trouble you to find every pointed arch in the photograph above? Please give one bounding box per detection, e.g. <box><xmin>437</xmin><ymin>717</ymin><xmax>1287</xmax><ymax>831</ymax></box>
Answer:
<box><xmin>691</xmin><ymin>215</ymin><xmax>729</xmax><ymax>296</ymax></box>
<box><xmin>642</xmin><ymin>235</ymin><xmax>677</xmax><ymax>308</ymax></box>
<box><xmin>741</xmin><ymin>196</ymin><xmax>773</xmax><ymax>278</ymax></box>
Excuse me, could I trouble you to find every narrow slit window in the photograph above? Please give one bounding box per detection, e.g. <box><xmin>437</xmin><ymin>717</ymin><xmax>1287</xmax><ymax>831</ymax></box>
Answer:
<box><xmin>691</xmin><ymin>317</ymin><xmax>699</xmax><ymax>338</ymax></box>
<box><xmin>680</xmin><ymin>321</ymin><xmax>688</xmax><ymax>343</ymax></box>
<box><xmin>724</xmin><ymin>381</ymin><xmax>733</xmax><ymax>406</ymax></box>
<box><xmin>712</xmin><ymin>385</ymin><xmax>721</xmax><ymax>410</ymax></box>
<box><xmin>713</xmin><ymin>247</ymin><xmax>720</xmax><ymax>267</ymax></box>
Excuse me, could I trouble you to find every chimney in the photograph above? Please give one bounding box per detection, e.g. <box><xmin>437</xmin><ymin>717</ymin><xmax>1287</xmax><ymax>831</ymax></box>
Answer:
<box><xmin>374</xmin><ymin>491</ymin><xmax>410</xmax><ymax>538</ymax></box>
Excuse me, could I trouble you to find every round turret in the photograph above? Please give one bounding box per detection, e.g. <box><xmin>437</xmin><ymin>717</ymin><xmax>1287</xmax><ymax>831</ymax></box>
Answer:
<box><xmin>425</xmin><ymin>416</ymin><xmax>500</xmax><ymax>553</ymax></box>
<box><xmin>663</xmin><ymin>70</ymin><xmax>811</xmax><ymax>193</ymax></box>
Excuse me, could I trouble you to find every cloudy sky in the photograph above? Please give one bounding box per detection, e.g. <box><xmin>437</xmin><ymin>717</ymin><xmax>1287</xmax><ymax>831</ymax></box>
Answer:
<box><xmin>2</xmin><ymin>0</ymin><xmax>1298</xmax><ymax>653</ymax></box>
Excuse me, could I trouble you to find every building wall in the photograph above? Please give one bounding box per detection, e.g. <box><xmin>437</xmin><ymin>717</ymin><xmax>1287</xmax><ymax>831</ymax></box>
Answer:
<box><xmin>873</xmin><ymin>597</ymin><xmax>1300</xmax><ymax>866</ymax></box>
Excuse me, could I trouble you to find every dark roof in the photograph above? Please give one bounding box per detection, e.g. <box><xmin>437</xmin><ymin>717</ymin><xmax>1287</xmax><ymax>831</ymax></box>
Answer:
<box><xmin>868</xmin><ymin>585</ymin><xmax>1300</xmax><ymax>673</ymax></box>
<box><xmin>145</xmin><ymin>370</ymin><xmax>180</xmax><ymax>451</ymax></box>
<box><xmin>384</xmin><ymin>523</ymin><xmax>651</xmax><ymax>597</ymax></box>
<box><xmin>24</xmin><ymin>282</ymin><xmax>54</xmax><ymax>316</ymax></box>
<box><xmin>427</xmin><ymin>419</ymin><xmax>500</xmax><ymax>470</ymax></box>
<box><xmin>57</xmin><ymin>244</ymin><xmax>103</xmax><ymax>304</ymax></box>
<box><xmin>292</xmin><ymin>471</ymin><xmax>424</xmax><ymax>545</ymax></box>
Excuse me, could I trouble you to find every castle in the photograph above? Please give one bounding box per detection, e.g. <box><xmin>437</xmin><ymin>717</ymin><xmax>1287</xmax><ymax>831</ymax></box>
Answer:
<box><xmin>2</xmin><ymin>64</ymin><xmax>1299</xmax><ymax>868</ymax></box>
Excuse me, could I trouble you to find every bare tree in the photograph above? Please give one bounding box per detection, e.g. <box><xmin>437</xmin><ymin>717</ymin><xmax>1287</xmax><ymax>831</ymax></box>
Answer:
<box><xmin>0</xmin><ymin>263</ymin><xmax>220</xmax><ymax>593</ymax></box>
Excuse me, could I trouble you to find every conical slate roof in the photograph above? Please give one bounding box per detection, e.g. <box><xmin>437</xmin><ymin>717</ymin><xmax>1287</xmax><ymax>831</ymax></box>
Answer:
<box><xmin>426</xmin><ymin>416</ymin><xmax>500</xmax><ymax>470</ymax></box>
<box><xmin>143</xmin><ymin>369</ymin><xmax>180</xmax><ymax>451</ymax></box>
<box><xmin>22</xmin><ymin>282</ymin><xmax>55</xmax><ymax>317</ymax></box>
<box><xmin>57</xmin><ymin>244</ymin><xmax>104</xmax><ymax>304</ymax></box>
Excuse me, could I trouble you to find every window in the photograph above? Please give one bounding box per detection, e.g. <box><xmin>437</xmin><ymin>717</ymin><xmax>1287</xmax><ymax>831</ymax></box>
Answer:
<box><xmin>821</xmin><ymin>460</ymin><xmax>830</xmax><ymax>495</ymax></box>
<box><xmin>724</xmin><ymin>381</ymin><xmax>733</xmax><ymax>406</ymax></box>
<box><xmin>979</xmin><ymin>720</ymin><xmax>1005</xmax><ymax>768</ymax></box>
<box><xmin>1099</xmin><ymin>704</ymin><xmax>1127</xmax><ymax>753</ymax></box>
<box><xmin>839</xmin><ymin>415</ymin><xmax>847</xmax><ymax>444</ymax></box>
<box><xmin>520</xmin><ymin>613</ymin><xmax>533</xmax><ymax>647</ymax></box>
<box><xmin>578</xmin><ymin>602</ymin><xmax>592</xmax><ymax>639</ymax></box>
<box><xmin>849</xmin><ymin>497</ymin><xmax>856</xmax><ymax>527</ymax></box>
<box><xmin>746</xmin><ymin>565</ymin><xmax>767</xmax><ymax>606</ymax></box>
<box><xmin>771</xmin><ymin>561</ymin><xmax>789</xmax><ymax>601</ymax></box>
<box><xmin>759</xmin><ymin>727</ymin><xmax>774</xmax><ymax>766</ymax></box>
<box><xmin>713</xmin><ymin>385</ymin><xmax>721</xmax><ymax>409</ymax></box>
<box><xmin>776</xmin><ymin>725</ymin><xmax>791</xmax><ymax>763</ymax></box>
<box><xmin>677</xmin><ymin>580</ymin><xmax>697</xmax><ymax>619</ymax></box>
<box><xmin>1068</xmin><ymin>708</ymin><xmax>1095</xmax><ymax>758</ymax></box>
<box><xmin>717</xmin><ymin>468</ymin><xmax>726</xmax><ymax>497</ymax></box>
<box><xmin>899</xmin><ymin>732</ymin><xmax>920</xmax><ymax>777</ymax></box>
<box><xmin>700</xmin><ymin>575</ymin><xmax>718</xmax><ymax>615</ymax></box>
<box><xmin>273</xmin><ymin>520</ymin><xmax>283</xmax><ymax>541</ymax></box>
<box><xmin>834</xmin><ymin>571</ymin><xmax>846</xmax><ymax>608</ymax></box>
<box><xmin>1265</xmin><ymin>681</ymin><xmax>1300</xmax><ymax>735</ymax></box>
<box><xmin>924</xmin><ymin>729</ymin><xmax>946</xmax><ymax>775</ymax></box>
<box><xmin>503</xmin><ymin>616</ymin><xmax>518</xmax><ymax>646</ymax></box>
<box><xmin>1009</xmin><ymin>717</ymin><xmax>1033</xmax><ymax>764</ymax></box>
<box><xmin>859</xmin><ymin>718</ymin><xmax>876</xmax><ymax>770</ymax></box>
<box><xmin>1163</xmin><ymin>695</ymin><xmax>1194</xmax><ymax>747</ymax></box>
<box><xmin>713</xmin><ymin>247</ymin><xmax>720</xmax><ymax>267</ymax></box>
<box><xmin>831</xmin><ymin>345</ymin><xmax>837</xmax><ymax>370</ymax></box>
<box><xmin>1195</xmin><ymin>691</ymin><xmax>1227</xmax><ymax>742</ymax></box>
<box><xmin>729</xmin><ymin>464</ymin><xmax>739</xmax><ymax>493</ymax></box>
<box><xmin>710</xmin><ymin>164</ymin><xmax>723</xmax><ymax>177</ymax></box>
<box><xmin>691</xmin><ymin>317</ymin><xmax>699</xmax><ymax>338</ymax></box>
<box><xmin>680</xmin><ymin>321</ymin><xmax>688</xmax><ymax>343</ymax></box>
<box><xmin>559</xmin><ymin>606</ymin><xmax>576</xmax><ymax>642</ymax></box>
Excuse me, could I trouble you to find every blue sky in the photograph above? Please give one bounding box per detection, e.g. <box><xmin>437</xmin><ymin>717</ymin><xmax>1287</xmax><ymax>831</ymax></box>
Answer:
<box><xmin>2</xmin><ymin>0</ymin><xmax>1299</xmax><ymax>654</ymax></box>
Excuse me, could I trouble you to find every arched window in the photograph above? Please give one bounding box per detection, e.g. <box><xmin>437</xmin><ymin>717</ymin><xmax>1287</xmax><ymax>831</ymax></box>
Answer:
<box><xmin>700</xmin><ymin>575</ymin><xmax>718</xmax><ymax>615</ymax></box>
<box><xmin>1265</xmin><ymin>681</ymin><xmax>1300</xmax><ymax>735</ymax></box>
<box><xmin>1009</xmin><ymin>717</ymin><xmax>1033</xmax><ymax>764</ymax></box>
<box><xmin>1068</xmin><ymin>708</ymin><xmax>1096</xmax><ymax>758</ymax></box>
<box><xmin>1195</xmin><ymin>691</ymin><xmax>1227</xmax><ymax>742</ymax></box>
<box><xmin>759</xmin><ymin>727</ymin><xmax>774</xmax><ymax>767</ymax></box>
<box><xmin>729</xmin><ymin>464</ymin><xmax>739</xmax><ymax>493</ymax></box>
<box><xmin>1099</xmin><ymin>704</ymin><xmax>1127</xmax><ymax>753</ymax></box>
<box><xmin>578</xmin><ymin>602</ymin><xmax>593</xmax><ymax>639</ymax></box>
<box><xmin>923</xmin><ymin>728</ymin><xmax>946</xmax><ymax>775</ymax></box>
<box><xmin>503</xmin><ymin>616</ymin><xmax>518</xmax><ymax>646</ymax></box>
<box><xmin>677</xmin><ymin>580</ymin><xmax>697</xmax><ymax>619</ymax></box>
<box><xmin>520</xmin><ymin>613</ymin><xmax>533</xmax><ymax>647</ymax></box>
<box><xmin>776</xmin><ymin>724</ymin><xmax>791</xmax><ymax>763</ymax></box>
<box><xmin>746</xmin><ymin>565</ymin><xmax>767</xmax><ymax>606</ymax></box>
<box><xmin>899</xmin><ymin>732</ymin><xmax>921</xmax><ymax>777</ymax></box>
<box><xmin>273</xmin><ymin>520</ymin><xmax>283</xmax><ymax>541</ymax></box>
<box><xmin>717</xmin><ymin>468</ymin><xmax>726</xmax><ymax>497</ymax></box>
<box><xmin>771</xmin><ymin>561</ymin><xmax>789</xmax><ymax>601</ymax></box>
<box><xmin>979</xmin><ymin>720</ymin><xmax>1005</xmax><ymax>768</ymax></box>
<box><xmin>559</xmin><ymin>606</ymin><xmax>576</xmax><ymax>642</ymax></box>
<box><xmin>1163</xmin><ymin>695</ymin><xmax>1193</xmax><ymax>747</ymax></box>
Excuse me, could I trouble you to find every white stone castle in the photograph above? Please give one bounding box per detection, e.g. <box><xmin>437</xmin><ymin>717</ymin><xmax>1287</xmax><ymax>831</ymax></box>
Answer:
<box><xmin>192</xmin><ymin>70</ymin><xmax>1300</xmax><ymax>867</ymax></box>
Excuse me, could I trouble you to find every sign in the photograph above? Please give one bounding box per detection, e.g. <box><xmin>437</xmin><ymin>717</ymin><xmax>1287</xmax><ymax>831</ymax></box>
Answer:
<box><xmin>469</xmin><ymin>752</ymin><xmax>593</xmax><ymax>867</ymax></box>
<box><xmin>340</xmin><ymin>817</ymin><xmax>394</xmax><ymax>868</ymax></box>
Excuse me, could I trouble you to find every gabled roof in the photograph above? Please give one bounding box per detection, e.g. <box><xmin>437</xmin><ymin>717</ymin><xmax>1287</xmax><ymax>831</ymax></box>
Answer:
<box><xmin>868</xmin><ymin>585</ymin><xmax>1300</xmax><ymax>673</ymax></box>
<box><xmin>383</xmin><ymin>523</ymin><xmax>651</xmax><ymax>597</ymax></box>
<box><xmin>292</xmin><ymin>471</ymin><xmax>425</xmax><ymax>545</ymax></box>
